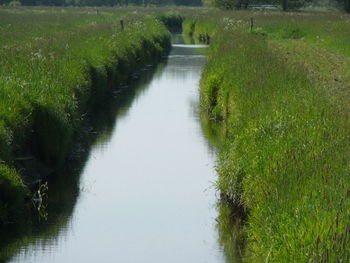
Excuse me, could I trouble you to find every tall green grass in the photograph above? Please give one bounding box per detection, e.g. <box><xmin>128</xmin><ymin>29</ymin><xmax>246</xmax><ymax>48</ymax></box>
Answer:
<box><xmin>195</xmin><ymin>10</ymin><xmax>350</xmax><ymax>262</ymax></box>
<box><xmin>183</xmin><ymin>15</ymin><xmax>218</xmax><ymax>43</ymax></box>
<box><xmin>0</xmin><ymin>8</ymin><xmax>171</xmax><ymax>223</ymax></box>
<box><xmin>185</xmin><ymin>10</ymin><xmax>350</xmax><ymax>54</ymax></box>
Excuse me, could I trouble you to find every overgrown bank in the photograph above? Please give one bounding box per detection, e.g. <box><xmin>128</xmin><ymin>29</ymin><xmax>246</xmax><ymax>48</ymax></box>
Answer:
<box><xmin>0</xmin><ymin>9</ymin><xmax>171</xmax><ymax>223</ymax></box>
<box><xmin>189</xmin><ymin>11</ymin><xmax>350</xmax><ymax>262</ymax></box>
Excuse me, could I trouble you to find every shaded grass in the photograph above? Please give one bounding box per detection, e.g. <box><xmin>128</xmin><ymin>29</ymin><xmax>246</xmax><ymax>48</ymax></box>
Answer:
<box><xmin>0</xmin><ymin>8</ymin><xmax>171</xmax><ymax>223</ymax></box>
<box><xmin>0</xmin><ymin>58</ymin><xmax>167</xmax><ymax>262</ymax></box>
<box><xmin>0</xmin><ymin>165</ymin><xmax>28</xmax><ymax>223</ymax></box>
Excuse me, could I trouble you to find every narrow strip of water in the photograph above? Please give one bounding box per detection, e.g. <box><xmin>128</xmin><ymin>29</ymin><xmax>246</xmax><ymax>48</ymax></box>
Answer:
<box><xmin>3</xmin><ymin>34</ymin><xmax>237</xmax><ymax>263</ymax></box>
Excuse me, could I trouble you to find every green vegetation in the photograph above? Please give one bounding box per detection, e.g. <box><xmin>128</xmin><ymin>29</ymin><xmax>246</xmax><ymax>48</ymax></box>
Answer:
<box><xmin>0</xmin><ymin>0</ymin><xmax>202</xmax><ymax>7</ymax></box>
<box><xmin>0</xmin><ymin>54</ymin><xmax>166</xmax><ymax>262</ymax></box>
<box><xmin>203</xmin><ymin>0</ymin><xmax>349</xmax><ymax>13</ymax></box>
<box><xmin>0</xmin><ymin>8</ymin><xmax>171</xmax><ymax>223</ymax></box>
<box><xmin>192</xmin><ymin>10</ymin><xmax>350</xmax><ymax>262</ymax></box>
<box><xmin>2</xmin><ymin>6</ymin><xmax>350</xmax><ymax>262</ymax></box>
<box><xmin>183</xmin><ymin>15</ymin><xmax>217</xmax><ymax>42</ymax></box>
<box><xmin>156</xmin><ymin>12</ymin><xmax>184</xmax><ymax>30</ymax></box>
<box><xmin>0</xmin><ymin>165</ymin><xmax>28</xmax><ymax>223</ymax></box>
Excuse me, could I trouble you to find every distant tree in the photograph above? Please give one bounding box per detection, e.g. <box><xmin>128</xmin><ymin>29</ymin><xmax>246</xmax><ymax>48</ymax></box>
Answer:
<box><xmin>203</xmin><ymin>0</ymin><xmax>310</xmax><ymax>10</ymax></box>
<box><xmin>8</xmin><ymin>0</ymin><xmax>22</xmax><ymax>5</ymax></box>
<box><xmin>207</xmin><ymin>0</ymin><xmax>247</xmax><ymax>9</ymax></box>
<box><xmin>345</xmin><ymin>0</ymin><xmax>350</xmax><ymax>12</ymax></box>
<box><xmin>281</xmin><ymin>0</ymin><xmax>287</xmax><ymax>9</ymax></box>
<box><xmin>19</xmin><ymin>0</ymin><xmax>198</xmax><ymax>6</ymax></box>
<box><xmin>330</xmin><ymin>0</ymin><xmax>350</xmax><ymax>12</ymax></box>
<box><xmin>19</xmin><ymin>0</ymin><xmax>37</xmax><ymax>5</ymax></box>
<box><xmin>173</xmin><ymin>0</ymin><xmax>201</xmax><ymax>6</ymax></box>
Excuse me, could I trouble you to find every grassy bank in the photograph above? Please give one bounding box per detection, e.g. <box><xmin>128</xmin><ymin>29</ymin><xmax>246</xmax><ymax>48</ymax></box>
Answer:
<box><xmin>0</xmin><ymin>60</ymin><xmax>165</xmax><ymax>262</ymax></box>
<box><xmin>192</xmin><ymin>11</ymin><xmax>350</xmax><ymax>262</ymax></box>
<box><xmin>0</xmin><ymin>8</ymin><xmax>171</xmax><ymax>223</ymax></box>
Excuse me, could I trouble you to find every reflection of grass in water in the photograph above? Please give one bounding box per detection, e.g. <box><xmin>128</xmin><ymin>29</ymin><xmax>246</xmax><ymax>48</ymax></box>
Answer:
<box><xmin>0</xmin><ymin>54</ymin><xmax>167</xmax><ymax>263</ymax></box>
<box><xmin>199</xmin><ymin>111</ymin><xmax>228</xmax><ymax>151</ymax></box>
<box><xmin>216</xmin><ymin>200</ymin><xmax>246</xmax><ymax>263</ymax></box>
<box><xmin>32</xmin><ymin>182</ymin><xmax>49</xmax><ymax>221</ymax></box>
<box><xmin>183</xmin><ymin>33</ymin><xmax>195</xmax><ymax>44</ymax></box>
<box><xmin>0</xmin><ymin>8</ymin><xmax>171</xmax><ymax>224</ymax></box>
<box><xmin>86</xmin><ymin>58</ymin><xmax>167</xmax><ymax>147</ymax></box>
<box><xmin>199</xmin><ymin>96</ymin><xmax>247</xmax><ymax>262</ymax></box>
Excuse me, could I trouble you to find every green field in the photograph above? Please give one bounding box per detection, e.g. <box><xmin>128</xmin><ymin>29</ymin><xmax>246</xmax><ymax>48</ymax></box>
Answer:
<box><xmin>190</xmin><ymin>10</ymin><xmax>350</xmax><ymax>262</ymax></box>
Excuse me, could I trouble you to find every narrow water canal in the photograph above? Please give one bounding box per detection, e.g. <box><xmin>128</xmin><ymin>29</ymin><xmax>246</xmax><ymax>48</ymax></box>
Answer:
<box><xmin>2</xmin><ymin>35</ymin><xmax>237</xmax><ymax>263</ymax></box>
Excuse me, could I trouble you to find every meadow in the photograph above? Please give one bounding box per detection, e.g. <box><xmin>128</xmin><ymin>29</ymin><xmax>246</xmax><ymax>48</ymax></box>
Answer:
<box><xmin>189</xmin><ymin>10</ymin><xmax>350</xmax><ymax>262</ymax></box>
<box><xmin>0</xmin><ymin>7</ymin><xmax>171</xmax><ymax>223</ymax></box>
<box><xmin>1</xmin><ymin>5</ymin><xmax>350</xmax><ymax>262</ymax></box>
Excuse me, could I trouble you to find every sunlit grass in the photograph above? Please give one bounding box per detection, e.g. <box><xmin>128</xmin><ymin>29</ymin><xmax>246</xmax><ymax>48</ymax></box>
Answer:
<box><xmin>194</xmin><ymin>10</ymin><xmax>350</xmax><ymax>262</ymax></box>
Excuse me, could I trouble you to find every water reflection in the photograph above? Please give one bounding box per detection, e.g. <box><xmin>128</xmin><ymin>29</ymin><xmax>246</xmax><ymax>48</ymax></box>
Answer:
<box><xmin>198</xmin><ymin>112</ymin><xmax>247</xmax><ymax>263</ymax></box>
<box><xmin>1</xmin><ymin>34</ymin><xmax>243</xmax><ymax>263</ymax></box>
<box><xmin>216</xmin><ymin>202</ymin><xmax>245</xmax><ymax>263</ymax></box>
<box><xmin>198</xmin><ymin>112</ymin><xmax>228</xmax><ymax>153</ymax></box>
<box><xmin>0</xmin><ymin>60</ymin><xmax>165</xmax><ymax>263</ymax></box>
<box><xmin>172</xmin><ymin>44</ymin><xmax>209</xmax><ymax>48</ymax></box>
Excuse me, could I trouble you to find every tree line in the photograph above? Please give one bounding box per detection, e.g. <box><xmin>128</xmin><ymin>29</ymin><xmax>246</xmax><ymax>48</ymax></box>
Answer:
<box><xmin>1</xmin><ymin>0</ymin><xmax>349</xmax><ymax>15</ymax></box>
<box><xmin>205</xmin><ymin>0</ymin><xmax>349</xmax><ymax>12</ymax></box>
<box><xmin>2</xmin><ymin>0</ymin><xmax>201</xmax><ymax>6</ymax></box>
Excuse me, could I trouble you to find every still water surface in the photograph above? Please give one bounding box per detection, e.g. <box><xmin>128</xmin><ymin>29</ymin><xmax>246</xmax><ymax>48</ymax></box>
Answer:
<box><xmin>4</xmin><ymin>35</ymin><xmax>236</xmax><ymax>263</ymax></box>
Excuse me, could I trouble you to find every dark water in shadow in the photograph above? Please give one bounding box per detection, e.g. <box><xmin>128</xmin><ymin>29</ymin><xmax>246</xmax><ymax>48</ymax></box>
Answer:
<box><xmin>0</xmin><ymin>34</ymin><xmax>241</xmax><ymax>263</ymax></box>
